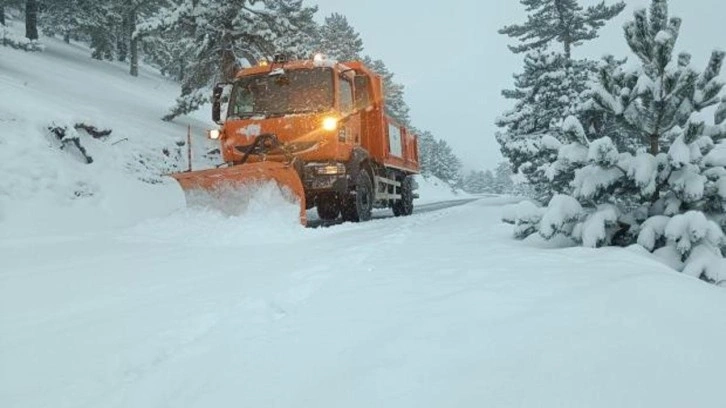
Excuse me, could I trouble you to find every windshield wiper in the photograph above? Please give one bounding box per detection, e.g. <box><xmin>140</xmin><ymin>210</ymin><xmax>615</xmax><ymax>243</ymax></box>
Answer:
<box><xmin>228</xmin><ymin>111</ymin><xmax>268</xmax><ymax>120</ymax></box>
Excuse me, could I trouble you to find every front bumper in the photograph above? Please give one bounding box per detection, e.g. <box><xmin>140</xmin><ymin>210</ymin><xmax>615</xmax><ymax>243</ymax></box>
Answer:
<box><xmin>303</xmin><ymin>162</ymin><xmax>348</xmax><ymax>193</ymax></box>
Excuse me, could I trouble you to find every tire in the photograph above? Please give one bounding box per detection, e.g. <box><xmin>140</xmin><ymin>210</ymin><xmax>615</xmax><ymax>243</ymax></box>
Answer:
<box><xmin>316</xmin><ymin>193</ymin><xmax>340</xmax><ymax>221</ymax></box>
<box><xmin>392</xmin><ymin>176</ymin><xmax>414</xmax><ymax>217</ymax></box>
<box><xmin>342</xmin><ymin>171</ymin><xmax>373</xmax><ymax>222</ymax></box>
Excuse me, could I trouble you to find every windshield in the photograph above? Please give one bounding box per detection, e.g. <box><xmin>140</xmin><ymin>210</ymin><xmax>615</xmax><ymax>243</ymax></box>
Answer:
<box><xmin>228</xmin><ymin>68</ymin><xmax>334</xmax><ymax>118</ymax></box>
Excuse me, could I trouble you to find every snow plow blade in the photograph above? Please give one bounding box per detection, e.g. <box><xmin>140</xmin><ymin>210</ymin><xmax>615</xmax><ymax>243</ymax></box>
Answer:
<box><xmin>171</xmin><ymin>162</ymin><xmax>307</xmax><ymax>225</ymax></box>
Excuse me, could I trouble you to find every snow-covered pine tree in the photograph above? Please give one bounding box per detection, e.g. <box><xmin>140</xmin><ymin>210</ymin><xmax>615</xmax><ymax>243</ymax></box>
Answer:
<box><xmin>497</xmin><ymin>0</ymin><xmax>625</xmax><ymax>204</ymax></box>
<box><xmin>415</xmin><ymin>128</ymin><xmax>466</xmax><ymax>186</ymax></box>
<box><xmin>0</xmin><ymin>0</ymin><xmax>42</xmax><ymax>50</ymax></box>
<box><xmin>362</xmin><ymin>56</ymin><xmax>410</xmax><ymax>126</ymax></box>
<box><xmin>154</xmin><ymin>0</ymin><xmax>319</xmax><ymax>121</ymax></box>
<box><xmin>264</xmin><ymin>0</ymin><xmax>319</xmax><ymax>62</ymax></box>
<box><xmin>429</xmin><ymin>139</ymin><xmax>462</xmax><ymax>186</ymax></box>
<box><xmin>499</xmin><ymin>0</ymin><xmax>626</xmax><ymax>59</ymax></box>
<box><xmin>507</xmin><ymin>0</ymin><xmax>726</xmax><ymax>284</ymax></box>
<box><xmin>0</xmin><ymin>0</ymin><xmax>22</xmax><ymax>26</ymax></box>
<box><xmin>415</xmin><ymin>129</ymin><xmax>436</xmax><ymax>176</ymax></box>
<box><xmin>39</xmin><ymin>0</ymin><xmax>81</xmax><ymax>43</ymax></box>
<box><xmin>40</xmin><ymin>0</ymin><xmax>164</xmax><ymax>75</ymax></box>
<box><xmin>590</xmin><ymin>0</ymin><xmax>723</xmax><ymax>157</ymax></box>
<box><xmin>136</xmin><ymin>1</ymin><xmax>193</xmax><ymax>82</ymax></box>
<box><xmin>464</xmin><ymin>170</ymin><xmax>495</xmax><ymax>194</ymax></box>
<box><xmin>110</xmin><ymin>0</ymin><xmax>167</xmax><ymax>75</ymax></box>
<box><xmin>496</xmin><ymin>51</ymin><xmax>592</xmax><ymax>202</ymax></box>
<box><xmin>1</xmin><ymin>0</ymin><xmax>23</xmax><ymax>27</ymax></box>
<box><xmin>317</xmin><ymin>13</ymin><xmax>363</xmax><ymax>61</ymax></box>
<box><xmin>494</xmin><ymin>161</ymin><xmax>515</xmax><ymax>194</ymax></box>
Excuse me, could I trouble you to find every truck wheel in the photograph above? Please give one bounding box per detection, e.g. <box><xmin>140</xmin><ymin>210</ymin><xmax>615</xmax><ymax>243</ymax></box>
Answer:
<box><xmin>342</xmin><ymin>171</ymin><xmax>373</xmax><ymax>222</ymax></box>
<box><xmin>316</xmin><ymin>193</ymin><xmax>340</xmax><ymax>221</ymax></box>
<box><xmin>392</xmin><ymin>176</ymin><xmax>414</xmax><ymax>217</ymax></box>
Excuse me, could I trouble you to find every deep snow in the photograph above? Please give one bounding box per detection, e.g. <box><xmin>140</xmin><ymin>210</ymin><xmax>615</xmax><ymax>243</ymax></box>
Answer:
<box><xmin>3</xmin><ymin>20</ymin><xmax>726</xmax><ymax>408</ymax></box>
<box><xmin>4</xmin><ymin>197</ymin><xmax>726</xmax><ymax>408</ymax></box>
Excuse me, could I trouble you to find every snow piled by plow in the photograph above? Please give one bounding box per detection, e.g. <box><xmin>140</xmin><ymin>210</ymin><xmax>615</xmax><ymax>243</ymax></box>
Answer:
<box><xmin>124</xmin><ymin>182</ymin><xmax>305</xmax><ymax>247</ymax></box>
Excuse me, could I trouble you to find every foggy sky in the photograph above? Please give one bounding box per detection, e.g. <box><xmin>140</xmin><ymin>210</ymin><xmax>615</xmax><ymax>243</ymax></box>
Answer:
<box><xmin>312</xmin><ymin>0</ymin><xmax>726</xmax><ymax>172</ymax></box>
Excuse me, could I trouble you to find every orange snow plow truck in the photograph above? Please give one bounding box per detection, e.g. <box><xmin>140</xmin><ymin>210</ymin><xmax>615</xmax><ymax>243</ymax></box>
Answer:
<box><xmin>172</xmin><ymin>54</ymin><xmax>420</xmax><ymax>225</ymax></box>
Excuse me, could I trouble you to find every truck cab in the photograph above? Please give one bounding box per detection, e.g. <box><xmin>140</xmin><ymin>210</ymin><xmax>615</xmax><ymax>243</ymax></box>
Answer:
<box><xmin>209</xmin><ymin>54</ymin><xmax>419</xmax><ymax>222</ymax></box>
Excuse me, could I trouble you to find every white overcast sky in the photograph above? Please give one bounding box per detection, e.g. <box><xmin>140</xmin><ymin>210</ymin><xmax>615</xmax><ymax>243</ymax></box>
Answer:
<box><xmin>312</xmin><ymin>0</ymin><xmax>726</xmax><ymax>171</ymax></box>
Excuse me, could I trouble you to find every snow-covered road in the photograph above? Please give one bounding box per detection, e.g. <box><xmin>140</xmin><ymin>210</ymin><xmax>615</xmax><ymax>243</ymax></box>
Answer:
<box><xmin>3</xmin><ymin>196</ymin><xmax>726</xmax><ymax>408</ymax></box>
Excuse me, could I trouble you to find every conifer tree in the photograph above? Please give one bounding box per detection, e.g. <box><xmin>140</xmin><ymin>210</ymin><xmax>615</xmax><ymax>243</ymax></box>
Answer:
<box><xmin>500</xmin><ymin>0</ymin><xmax>626</xmax><ymax>58</ymax></box>
<box><xmin>317</xmin><ymin>13</ymin><xmax>363</xmax><ymax>61</ymax></box>
<box><xmin>497</xmin><ymin>0</ymin><xmax>625</xmax><ymax>203</ymax></box>
<box><xmin>507</xmin><ymin>0</ymin><xmax>726</xmax><ymax>283</ymax></box>
<box><xmin>464</xmin><ymin>170</ymin><xmax>495</xmax><ymax>194</ymax></box>
<box><xmin>589</xmin><ymin>0</ymin><xmax>724</xmax><ymax>155</ymax></box>
<box><xmin>363</xmin><ymin>56</ymin><xmax>410</xmax><ymax>125</ymax></box>
<box><xmin>153</xmin><ymin>0</ymin><xmax>319</xmax><ymax>121</ymax></box>
<box><xmin>429</xmin><ymin>139</ymin><xmax>462</xmax><ymax>185</ymax></box>
<box><xmin>416</xmin><ymin>129</ymin><xmax>436</xmax><ymax>176</ymax></box>
<box><xmin>1</xmin><ymin>0</ymin><xmax>23</xmax><ymax>27</ymax></box>
<box><xmin>494</xmin><ymin>161</ymin><xmax>515</xmax><ymax>194</ymax></box>
<box><xmin>40</xmin><ymin>0</ymin><xmax>80</xmax><ymax>43</ymax></box>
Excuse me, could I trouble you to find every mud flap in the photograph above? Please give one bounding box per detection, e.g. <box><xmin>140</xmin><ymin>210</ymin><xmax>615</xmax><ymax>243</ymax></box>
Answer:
<box><xmin>171</xmin><ymin>162</ymin><xmax>307</xmax><ymax>225</ymax></box>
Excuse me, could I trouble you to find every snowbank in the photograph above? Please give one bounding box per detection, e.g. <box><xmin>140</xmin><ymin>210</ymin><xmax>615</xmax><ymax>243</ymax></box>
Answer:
<box><xmin>414</xmin><ymin>175</ymin><xmax>470</xmax><ymax>204</ymax></box>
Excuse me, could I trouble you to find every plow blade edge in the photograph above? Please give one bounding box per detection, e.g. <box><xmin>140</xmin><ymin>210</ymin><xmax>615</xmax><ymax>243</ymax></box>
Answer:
<box><xmin>171</xmin><ymin>162</ymin><xmax>307</xmax><ymax>225</ymax></box>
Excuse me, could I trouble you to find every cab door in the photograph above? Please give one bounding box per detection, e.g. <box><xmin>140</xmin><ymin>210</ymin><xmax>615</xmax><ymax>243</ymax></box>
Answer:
<box><xmin>338</xmin><ymin>75</ymin><xmax>361</xmax><ymax>150</ymax></box>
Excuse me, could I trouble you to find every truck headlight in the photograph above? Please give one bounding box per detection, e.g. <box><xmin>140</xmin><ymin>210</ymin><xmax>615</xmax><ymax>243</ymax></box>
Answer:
<box><xmin>208</xmin><ymin>129</ymin><xmax>221</xmax><ymax>140</ymax></box>
<box><xmin>322</xmin><ymin>117</ymin><xmax>338</xmax><ymax>131</ymax></box>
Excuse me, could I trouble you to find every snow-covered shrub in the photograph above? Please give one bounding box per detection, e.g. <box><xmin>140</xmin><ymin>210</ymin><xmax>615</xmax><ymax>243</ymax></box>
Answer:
<box><xmin>539</xmin><ymin>195</ymin><xmax>583</xmax><ymax>239</ymax></box>
<box><xmin>503</xmin><ymin>0</ymin><xmax>726</xmax><ymax>284</ymax></box>
<box><xmin>48</xmin><ymin>124</ymin><xmax>96</xmax><ymax>164</ymax></box>
<box><xmin>1</xmin><ymin>26</ymin><xmax>44</xmax><ymax>52</ymax></box>
<box><xmin>502</xmin><ymin>200</ymin><xmax>543</xmax><ymax>239</ymax></box>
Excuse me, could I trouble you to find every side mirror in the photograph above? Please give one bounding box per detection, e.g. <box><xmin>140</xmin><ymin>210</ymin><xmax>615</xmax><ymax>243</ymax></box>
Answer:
<box><xmin>212</xmin><ymin>84</ymin><xmax>224</xmax><ymax>124</ymax></box>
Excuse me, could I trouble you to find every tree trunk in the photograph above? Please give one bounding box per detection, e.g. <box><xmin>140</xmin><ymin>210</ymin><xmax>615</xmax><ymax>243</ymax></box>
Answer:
<box><xmin>220</xmin><ymin>23</ymin><xmax>237</xmax><ymax>81</ymax></box>
<box><xmin>564</xmin><ymin>40</ymin><xmax>571</xmax><ymax>60</ymax></box>
<box><xmin>221</xmin><ymin>48</ymin><xmax>236</xmax><ymax>82</ymax></box>
<box><xmin>129</xmin><ymin>11</ymin><xmax>139</xmax><ymax>76</ymax></box>
<box><xmin>649</xmin><ymin>133</ymin><xmax>659</xmax><ymax>155</ymax></box>
<box><xmin>118</xmin><ymin>13</ymin><xmax>131</xmax><ymax>62</ymax></box>
<box><xmin>129</xmin><ymin>37</ymin><xmax>139</xmax><ymax>76</ymax></box>
<box><xmin>177</xmin><ymin>59</ymin><xmax>185</xmax><ymax>82</ymax></box>
<box><xmin>1</xmin><ymin>6</ymin><xmax>6</xmax><ymax>26</ymax></box>
<box><xmin>63</xmin><ymin>31</ymin><xmax>70</xmax><ymax>43</ymax></box>
<box><xmin>25</xmin><ymin>0</ymin><xmax>39</xmax><ymax>40</ymax></box>
<box><xmin>553</xmin><ymin>0</ymin><xmax>572</xmax><ymax>60</ymax></box>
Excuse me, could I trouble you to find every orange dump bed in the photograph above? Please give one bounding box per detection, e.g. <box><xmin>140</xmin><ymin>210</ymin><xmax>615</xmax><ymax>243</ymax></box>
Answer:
<box><xmin>343</xmin><ymin>61</ymin><xmax>419</xmax><ymax>175</ymax></box>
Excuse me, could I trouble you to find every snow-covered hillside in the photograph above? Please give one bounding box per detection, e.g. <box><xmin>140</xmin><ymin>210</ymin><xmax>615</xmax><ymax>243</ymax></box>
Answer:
<box><xmin>3</xmin><ymin>22</ymin><xmax>726</xmax><ymax>408</ymax></box>
<box><xmin>0</xmin><ymin>27</ymin><xmax>213</xmax><ymax>238</ymax></box>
